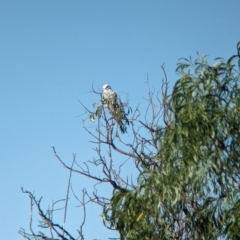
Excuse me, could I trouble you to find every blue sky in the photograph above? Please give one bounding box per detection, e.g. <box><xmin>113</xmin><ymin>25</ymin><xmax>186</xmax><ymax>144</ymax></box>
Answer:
<box><xmin>0</xmin><ymin>1</ymin><xmax>240</xmax><ymax>239</ymax></box>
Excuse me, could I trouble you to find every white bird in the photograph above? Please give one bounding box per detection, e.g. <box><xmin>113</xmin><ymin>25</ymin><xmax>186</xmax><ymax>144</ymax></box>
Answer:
<box><xmin>102</xmin><ymin>84</ymin><xmax>117</xmax><ymax>100</ymax></box>
<box><xmin>102</xmin><ymin>84</ymin><xmax>118</xmax><ymax>115</ymax></box>
<box><xmin>102</xmin><ymin>84</ymin><xmax>129</xmax><ymax>133</ymax></box>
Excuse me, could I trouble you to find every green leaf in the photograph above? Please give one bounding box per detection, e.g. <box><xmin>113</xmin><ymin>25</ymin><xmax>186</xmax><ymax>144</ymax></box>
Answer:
<box><xmin>89</xmin><ymin>114</ymin><xmax>95</xmax><ymax>122</ymax></box>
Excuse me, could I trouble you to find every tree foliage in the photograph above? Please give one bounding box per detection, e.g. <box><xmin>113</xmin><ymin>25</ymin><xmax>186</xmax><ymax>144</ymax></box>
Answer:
<box><xmin>20</xmin><ymin>43</ymin><xmax>240</xmax><ymax>240</ymax></box>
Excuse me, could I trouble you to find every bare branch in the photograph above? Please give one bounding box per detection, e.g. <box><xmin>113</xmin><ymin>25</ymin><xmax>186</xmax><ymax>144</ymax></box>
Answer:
<box><xmin>62</xmin><ymin>155</ymin><xmax>75</xmax><ymax>237</ymax></box>
<box><xmin>20</xmin><ymin>188</ymin><xmax>76</xmax><ymax>240</ymax></box>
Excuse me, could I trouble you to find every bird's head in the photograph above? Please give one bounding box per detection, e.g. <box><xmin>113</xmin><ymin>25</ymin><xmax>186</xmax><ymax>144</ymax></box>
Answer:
<box><xmin>103</xmin><ymin>84</ymin><xmax>111</xmax><ymax>90</ymax></box>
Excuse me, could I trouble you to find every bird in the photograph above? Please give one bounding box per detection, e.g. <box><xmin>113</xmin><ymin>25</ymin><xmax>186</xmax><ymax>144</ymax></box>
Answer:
<box><xmin>102</xmin><ymin>84</ymin><xmax>117</xmax><ymax>101</ymax></box>
<box><xmin>102</xmin><ymin>84</ymin><xmax>128</xmax><ymax>133</ymax></box>
<box><xmin>102</xmin><ymin>84</ymin><xmax>118</xmax><ymax>115</ymax></box>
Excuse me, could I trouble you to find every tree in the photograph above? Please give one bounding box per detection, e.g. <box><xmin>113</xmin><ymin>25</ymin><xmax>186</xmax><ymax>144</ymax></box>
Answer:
<box><xmin>19</xmin><ymin>42</ymin><xmax>240</xmax><ymax>240</ymax></box>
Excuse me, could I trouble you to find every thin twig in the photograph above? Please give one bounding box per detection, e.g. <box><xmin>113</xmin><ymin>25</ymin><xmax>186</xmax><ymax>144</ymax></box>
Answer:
<box><xmin>62</xmin><ymin>155</ymin><xmax>75</xmax><ymax>237</ymax></box>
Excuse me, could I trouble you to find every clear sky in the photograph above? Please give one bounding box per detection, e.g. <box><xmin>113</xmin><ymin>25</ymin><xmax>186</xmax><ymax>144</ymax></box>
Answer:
<box><xmin>0</xmin><ymin>1</ymin><xmax>239</xmax><ymax>239</ymax></box>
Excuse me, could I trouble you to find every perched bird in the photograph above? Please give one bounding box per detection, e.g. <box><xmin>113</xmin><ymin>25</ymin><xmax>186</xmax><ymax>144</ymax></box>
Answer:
<box><xmin>102</xmin><ymin>84</ymin><xmax>117</xmax><ymax>101</ymax></box>
<box><xmin>102</xmin><ymin>84</ymin><xmax>118</xmax><ymax>115</ymax></box>
<box><xmin>102</xmin><ymin>84</ymin><xmax>128</xmax><ymax>133</ymax></box>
